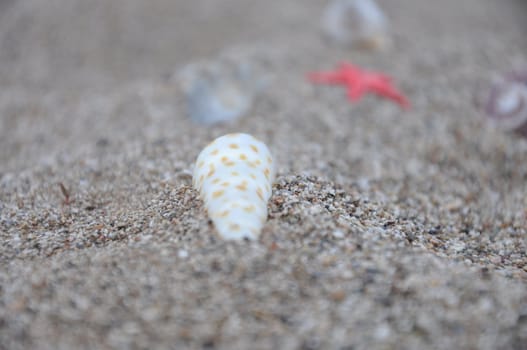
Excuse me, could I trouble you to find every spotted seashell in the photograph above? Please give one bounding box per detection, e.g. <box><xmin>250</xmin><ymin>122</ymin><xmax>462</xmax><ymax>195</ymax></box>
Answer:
<box><xmin>478</xmin><ymin>69</ymin><xmax>527</xmax><ymax>137</ymax></box>
<box><xmin>321</xmin><ymin>0</ymin><xmax>390</xmax><ymax>50</ymax></box>
<box><xmin>192</xmin><ymin>133</ymin><xmax>275</xmax><ymax>240</ymax></box>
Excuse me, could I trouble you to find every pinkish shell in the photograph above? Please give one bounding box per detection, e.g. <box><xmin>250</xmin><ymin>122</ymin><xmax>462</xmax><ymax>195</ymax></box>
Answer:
<box><xmin>477</xmin><ymin>69</ymin><xmax>527</xmax><ymax>137</ymax></box>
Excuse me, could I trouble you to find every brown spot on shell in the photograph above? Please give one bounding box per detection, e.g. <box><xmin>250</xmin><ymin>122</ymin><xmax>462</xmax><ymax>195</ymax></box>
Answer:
<box><xmin>229</xmin><ymin>223</ymin><xmax>241</xmax><ymax>231</ymax></box>
<box><xmin>236</xmin><ymin>181</ymin><xmax>248</xmax><ymax>191</ymax></box>
<box><xmin>207</xmin><ymin>164</ymin><xmax>215</xmax><ymax>178</ymax></box>
<box><xmin>244</xmin><ymin>205</ymin><xmax>255</xmax><ymax>213</ymax></box>
<box><xmin>212</xmin><ymin>190</ymin><xmax>225</xmax><ymax>199</ymax></box>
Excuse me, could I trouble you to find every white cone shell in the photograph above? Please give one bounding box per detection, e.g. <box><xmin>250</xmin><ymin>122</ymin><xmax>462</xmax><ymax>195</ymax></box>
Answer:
<box><xmin>192</xmin><ymin>133</ymin><xmax>276</xmax><ymax>240</ymax></box>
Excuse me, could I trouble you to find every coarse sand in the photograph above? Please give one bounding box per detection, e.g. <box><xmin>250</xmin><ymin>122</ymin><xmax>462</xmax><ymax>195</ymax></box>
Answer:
<box><xmin>0</xmin><ymin>0</ymin><xmax>526</xmax><ymax>349</ymax></box>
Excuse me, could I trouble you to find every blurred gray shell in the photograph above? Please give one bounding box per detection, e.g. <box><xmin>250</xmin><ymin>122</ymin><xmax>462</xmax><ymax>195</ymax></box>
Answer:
<box><xmin>322</xmin><ymin>0</ymin><xmax>389</xmax><ymax>50</ymax></box>
<box><xmin>178</xmin><ymin>57</ymin><xmax>268</xmax><ymax>125</ymax></box>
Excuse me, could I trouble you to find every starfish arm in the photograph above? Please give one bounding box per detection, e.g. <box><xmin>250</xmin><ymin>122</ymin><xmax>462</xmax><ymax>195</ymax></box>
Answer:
<box><xmin>362</xmin><ymin>74</ymin><xmax>390</xmax><ymax>88</ymax></box>
<box><xmin>308</xmin><ymin>71</ymin><xmax>347</xmax><ymax>84</ymax></box>
<box><xmin>346</xmin><ymin>84</ymin><xmax>365</xmax><ymax>101</ymax></box>
<box><xmin>395</xmin><ymin>95</ymin><xmax>411</xmax><ymax>109</ymax></box>
<box><xmin>376</xmin><ymin>74</ymin><xmax>392</xmax><ymax>83</ymax></box>
<box><xmin>373</xmin><ymin>85</ymin><xmax>410</xmax><ymax>109</ymax></box>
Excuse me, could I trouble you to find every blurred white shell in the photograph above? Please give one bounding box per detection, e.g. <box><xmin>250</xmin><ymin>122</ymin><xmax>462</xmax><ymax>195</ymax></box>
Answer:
<box><xmin>477</xmin><ymin>70</ymin><xmax>527</xmax><ymax>137</ymax></box>
<box><xmin>192</xmin><ymin>133</ymin><xmax>275</xmax><ymax>240</ymax></box>
<box><xmin>322</xmin><ymin>0</ymin><xmax>390</xmax><ymax>50</ymax></box>
<box><xmin>178</xmin><ymin>57</ymin><xmax>268</xmax><ymax>125</ymax></box>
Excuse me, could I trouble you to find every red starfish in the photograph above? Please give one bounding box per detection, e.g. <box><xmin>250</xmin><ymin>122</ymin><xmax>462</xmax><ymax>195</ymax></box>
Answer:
<box><xmin>308</xmin><ymin>62</ymin><xmax>410</xmax><ymax>109</ymax></box>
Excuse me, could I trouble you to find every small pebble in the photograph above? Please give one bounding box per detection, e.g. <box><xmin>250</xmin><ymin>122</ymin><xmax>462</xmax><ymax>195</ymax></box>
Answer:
<box><xmin>178</xmin><ymin>249</ymin><xmax>189</xmax><ymax>259</ymax></box>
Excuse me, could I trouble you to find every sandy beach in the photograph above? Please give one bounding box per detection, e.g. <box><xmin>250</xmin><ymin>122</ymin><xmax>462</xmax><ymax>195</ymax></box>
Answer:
<box><xmin>1</xmin><ymin>0</ymin><xmax>526</xmax><ymax>348</ymax></box>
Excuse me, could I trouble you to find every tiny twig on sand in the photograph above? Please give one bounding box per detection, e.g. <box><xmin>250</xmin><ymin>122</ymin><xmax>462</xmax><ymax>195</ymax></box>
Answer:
<box><xmin>58</xmin><ymin>182</ymin><xmax>74</xmax><ymax>205</ymax></box>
